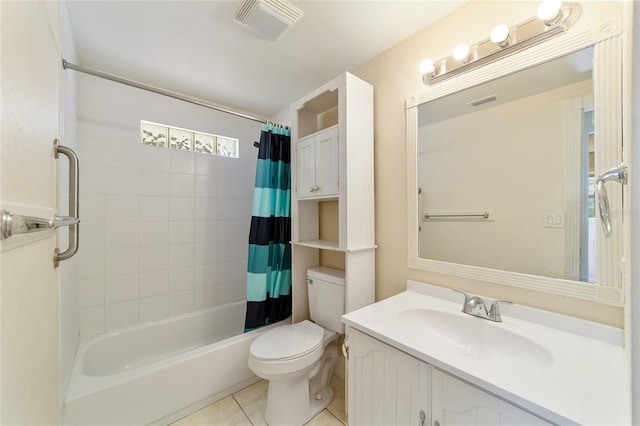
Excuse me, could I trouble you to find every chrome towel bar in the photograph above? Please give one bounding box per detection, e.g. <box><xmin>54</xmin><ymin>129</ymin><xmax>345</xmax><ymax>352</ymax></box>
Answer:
<box><xmin>424</xmin><ymin>211</ymin><xmax>489</xmax><ymax>220</ymax></box>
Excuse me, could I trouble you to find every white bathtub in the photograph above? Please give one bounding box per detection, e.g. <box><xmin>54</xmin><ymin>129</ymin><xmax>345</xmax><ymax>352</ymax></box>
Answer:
<box><xmin>64</xmin><ymin>301</ymin><xmax>286</xmax><ymax>426</ymax></box>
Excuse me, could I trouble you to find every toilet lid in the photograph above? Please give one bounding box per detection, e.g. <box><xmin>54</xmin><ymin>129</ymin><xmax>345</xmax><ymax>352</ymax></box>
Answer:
<box><xmin>251</xmin><ymin>320</ymin><xmax>324</xmax><ymax>361</ymax></box>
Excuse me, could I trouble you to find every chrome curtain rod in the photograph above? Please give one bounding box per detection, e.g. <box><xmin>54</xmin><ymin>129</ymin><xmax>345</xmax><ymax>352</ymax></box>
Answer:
<box><xmin>62</xmin><ymin>59</ymin><xmax>268</xmax><ymax>125</ymax></box>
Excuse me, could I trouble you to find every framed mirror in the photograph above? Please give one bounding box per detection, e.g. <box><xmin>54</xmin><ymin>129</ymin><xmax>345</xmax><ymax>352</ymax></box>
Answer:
<box><xmin>406</xmin><ymin>16</ymin><xmax>626</xmax><ymax>305</ymax></box>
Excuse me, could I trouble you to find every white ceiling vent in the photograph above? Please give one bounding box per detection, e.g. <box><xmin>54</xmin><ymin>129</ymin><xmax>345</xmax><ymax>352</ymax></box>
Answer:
<box><xmin>234</xmin><ymin>0</ymin><xmax>304</xmax><ymax>41</ymax></box>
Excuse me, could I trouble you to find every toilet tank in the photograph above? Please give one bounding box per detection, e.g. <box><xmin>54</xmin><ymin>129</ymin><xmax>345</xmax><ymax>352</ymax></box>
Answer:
<box><xmin>307</xmin><ymin>266</ymin><xmax>345</xmax><ymax>333</ymax></box>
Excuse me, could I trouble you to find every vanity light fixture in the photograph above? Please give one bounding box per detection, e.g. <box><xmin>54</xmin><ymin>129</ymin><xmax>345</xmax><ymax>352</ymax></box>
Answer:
<box><xmin>420</xmin><ymin>1</ymin><xmax>582</xmax><ymax>85</ymax></box>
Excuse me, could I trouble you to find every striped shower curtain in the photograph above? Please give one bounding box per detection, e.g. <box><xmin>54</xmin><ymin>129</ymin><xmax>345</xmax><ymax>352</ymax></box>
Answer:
<box><xmin>244</xmin><ymin>123</ymin><xmax>292</xmax><ymax>331</ymax></box>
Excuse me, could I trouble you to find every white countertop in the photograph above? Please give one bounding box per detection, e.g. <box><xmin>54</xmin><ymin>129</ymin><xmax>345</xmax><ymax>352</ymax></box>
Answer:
<box><xmin>342</xmin><ymin>281</ymin><xmax>630</xmax><ymax>426</ymax></box>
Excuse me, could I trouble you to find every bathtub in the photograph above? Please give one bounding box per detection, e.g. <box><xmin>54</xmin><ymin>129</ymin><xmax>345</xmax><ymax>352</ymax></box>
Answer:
<box><xmin>64</xmin><ymin>301</ymin><xmax>286</xmax><ymax>426</ymax></box>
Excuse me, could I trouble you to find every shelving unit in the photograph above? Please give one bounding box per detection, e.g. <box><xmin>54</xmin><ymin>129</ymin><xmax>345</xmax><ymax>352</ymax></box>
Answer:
<box><xmin>290</xmin><ymin>72</ymin><xmax>376</xmax><ymax>322</ymax></box>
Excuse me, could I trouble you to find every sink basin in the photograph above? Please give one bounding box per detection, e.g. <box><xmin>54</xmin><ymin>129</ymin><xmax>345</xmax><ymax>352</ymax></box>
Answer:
<box><xmin>397</xmin><ymin>308</ymin><xmax>553</xmax><ymax>369</ymax></box>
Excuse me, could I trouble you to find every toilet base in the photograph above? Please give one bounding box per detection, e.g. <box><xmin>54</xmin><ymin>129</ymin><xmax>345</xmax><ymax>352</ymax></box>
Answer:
<box><xmin>263</xmin><ymin>342</ymin><xmax>338</xmax><ymax>426</ymax></box>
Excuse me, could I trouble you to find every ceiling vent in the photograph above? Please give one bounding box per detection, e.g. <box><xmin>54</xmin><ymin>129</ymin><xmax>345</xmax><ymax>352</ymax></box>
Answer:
<box><xmin>234</xmin><ymin>0</ymin><xmax>304</xmax><ymax>41</ymax></box>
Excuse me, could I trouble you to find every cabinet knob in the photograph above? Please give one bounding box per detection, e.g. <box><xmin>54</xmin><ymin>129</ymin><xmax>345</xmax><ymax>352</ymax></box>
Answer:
<box><xmin>419</xmin><ymin>410</ymin><xmax>425</xmax><ymax>426</ymax></box>
<box><xmin>433</xmin><ymin>421</ymin><xmax>440</xmax><ymax>426</ymax></box>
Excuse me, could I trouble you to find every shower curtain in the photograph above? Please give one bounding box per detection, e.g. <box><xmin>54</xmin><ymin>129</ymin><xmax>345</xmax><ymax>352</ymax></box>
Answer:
<box><xmin>244</xmin><ymin>123</ymin><xmax>292</xmax><ymax>331</ymax></box>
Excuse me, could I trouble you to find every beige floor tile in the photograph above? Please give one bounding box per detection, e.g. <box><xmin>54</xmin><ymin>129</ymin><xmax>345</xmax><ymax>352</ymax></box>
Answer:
<box><xmin>170</xmin><ymin>396</ymin><xmax>252</xmax><ymax>426</ymax></box>
<box><xmin>233</xmin><ymin>380</ymin><xmax>269</xmax><ymax>426</ymax></box>
<box><xmin>327</xmin><ymin>375</ymin><xmax>346</xmax><ymax>424</ymax></box>
<box><xmin>304</xmin><ymin>410</ymin><xmax>344</xmax><ymax>426</ymax></box>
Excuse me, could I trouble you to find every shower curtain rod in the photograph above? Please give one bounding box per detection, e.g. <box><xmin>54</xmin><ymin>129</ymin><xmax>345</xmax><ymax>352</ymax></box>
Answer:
<box><xmin>62</xmin><ymin>59</ymin><xmax>276</xmax><ymax>126</ymax></box>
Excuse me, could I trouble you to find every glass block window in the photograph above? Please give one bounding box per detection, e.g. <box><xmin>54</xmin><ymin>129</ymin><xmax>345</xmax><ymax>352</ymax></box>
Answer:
<box><xmin>141</xmin><ymin>120</ymin><xmax>239</xmax><ymax>158</ymax></box>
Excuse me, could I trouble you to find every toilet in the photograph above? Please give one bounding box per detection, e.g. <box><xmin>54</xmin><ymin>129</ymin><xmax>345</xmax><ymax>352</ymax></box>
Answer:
<box><xmin>248</xmin><ymin>266</ymin><xmax>345</xmax><ymax>426</ymax></box>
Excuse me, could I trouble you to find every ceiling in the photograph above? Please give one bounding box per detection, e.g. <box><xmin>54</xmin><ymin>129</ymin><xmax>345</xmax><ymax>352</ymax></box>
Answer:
<box><xmin>64</xmin><ymin>1</ymin><xmax>466</xmax><ymax>119</ymax></box>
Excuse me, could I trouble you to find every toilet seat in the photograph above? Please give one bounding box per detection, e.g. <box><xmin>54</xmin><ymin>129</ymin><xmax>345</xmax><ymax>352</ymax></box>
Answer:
<box><xmin>250</xmin><ymin>320</ymin><xmax>324</xmax><ymax>362</ymax></box>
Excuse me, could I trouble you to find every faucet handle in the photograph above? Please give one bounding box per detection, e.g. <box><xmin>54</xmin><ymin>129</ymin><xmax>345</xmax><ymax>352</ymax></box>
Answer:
<box><xmin>489</xmin><ymin>300</ymin><xmax>513</xmax><ymax>322</ymax></box>
<box><xmin>452</xmin><ymin>288</ymin><xmax>470</xmax><ymax>305</ymax></box>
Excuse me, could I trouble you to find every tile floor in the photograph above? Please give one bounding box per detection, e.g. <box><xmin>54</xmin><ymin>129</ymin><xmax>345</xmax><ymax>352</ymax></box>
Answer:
<box><xmin>170</xmin><ymin>375</ymin><xmax>346</xmax><ymax>426</ymax></box>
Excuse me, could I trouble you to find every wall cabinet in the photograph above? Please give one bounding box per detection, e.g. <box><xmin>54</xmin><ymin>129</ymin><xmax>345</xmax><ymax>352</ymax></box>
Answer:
<box><xmin>290</xmin><ymin>72</ymin><xmax>375</xmax><ymax>323</ymax></box>
<box><xmin>348</xmin><ymin>328</ymin><xmax>552</xmax><ymax>426</ymax></box>
<box><xmin>296</xmin><ymin>126</ymin><xmax>339</xmax><ymax>198</ymax></box>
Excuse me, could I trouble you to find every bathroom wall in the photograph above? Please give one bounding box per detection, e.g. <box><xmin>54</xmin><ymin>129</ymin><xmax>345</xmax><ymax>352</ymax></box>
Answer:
<box><xmin>350</xmin><ymin>1</ymin><xmax>626</xmax><ymax>326</ymax></box>
<box><xmin>75</xmin><ymin>73</ymin><xmax>261</xmax><ymax>338</ymax></box>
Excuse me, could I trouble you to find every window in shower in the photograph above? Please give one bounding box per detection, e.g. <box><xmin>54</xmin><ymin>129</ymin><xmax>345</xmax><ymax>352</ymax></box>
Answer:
<box><xmin>141</xmin><ymin>120</ymin><xmax>239</xmax><ymax>158</ymax></box>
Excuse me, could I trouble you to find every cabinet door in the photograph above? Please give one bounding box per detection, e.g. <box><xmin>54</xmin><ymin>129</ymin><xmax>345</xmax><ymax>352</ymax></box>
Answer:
<box><xmin>296</xmin><ymin>136</ymin><xmax>317</xmax><ymax>198</ymax></box>
<box><xmin>431</xmin><ymin>369</ymin><xmax>551</xmax><ymax>426</ymax></box>
<box><xmin>315</xmin><ymin>126</ymin><xmax>339</xmax><ymax>196</ymax></box>
<box><xmin>349</xmin><ymin>328</ymin><xmax>429</xmax><ymax>426</ymax></box>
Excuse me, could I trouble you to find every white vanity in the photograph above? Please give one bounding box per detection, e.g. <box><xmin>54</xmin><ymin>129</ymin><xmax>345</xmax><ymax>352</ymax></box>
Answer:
<box><xmin>343</xmin><ymin>281</ymin><xmax>629</xmax><ymax>426</ymax></box>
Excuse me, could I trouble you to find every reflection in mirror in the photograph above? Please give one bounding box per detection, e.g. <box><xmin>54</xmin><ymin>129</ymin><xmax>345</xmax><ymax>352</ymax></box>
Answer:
<box><xmin>417</xmin><ymin>47</ymin><xmax>596</xmax><ymax>283</ymax></box>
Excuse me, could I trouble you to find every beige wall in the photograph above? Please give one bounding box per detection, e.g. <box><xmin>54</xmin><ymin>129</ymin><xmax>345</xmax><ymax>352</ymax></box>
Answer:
<box><xmin>351</xmin><ymin>1</ymin><xmax>625</xmax><ymax>327</ymax></box>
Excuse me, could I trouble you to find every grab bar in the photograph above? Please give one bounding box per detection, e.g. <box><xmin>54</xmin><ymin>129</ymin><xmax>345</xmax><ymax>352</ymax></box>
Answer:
<box><xmin>0</xmin><ymin>140</ymin><xmax>80</xmax><ymax>267</ymax></box>
<box><xmin>54</xmin><ymin>139</ymin><xmax>80</xmax><ymax>267</ymax></box>
<box><xmin>1</xmin><ymin>210</ymin><xmax>79</xmax><ymax>238</ymax></box>
<box><xmin>424</xmin><ymin>211</ymin><xmax>489</xmax><ymax>220</ymax></box>
<box><xmin>595</xmin><ymin>163</ymin><xmax>627</xmax><ymax>237</ymax></box>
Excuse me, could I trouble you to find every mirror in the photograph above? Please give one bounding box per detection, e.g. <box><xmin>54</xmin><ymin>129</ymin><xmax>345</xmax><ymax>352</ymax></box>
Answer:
<box><xmin>417</xmin><ymin>47</ymin><xmax>594</xmax><ymax>282</ymax></box>
<box><xmin>406</xmin><ymin>19</ymin><xmax>625</xmax><ymax>304</ymax></box>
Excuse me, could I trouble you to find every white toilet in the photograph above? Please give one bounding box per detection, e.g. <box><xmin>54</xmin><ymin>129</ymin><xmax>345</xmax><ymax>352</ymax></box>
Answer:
<box><xmin>248</xmin><ymin>266</ymin><xmax>345</xmax><ymax>426</ymax></box>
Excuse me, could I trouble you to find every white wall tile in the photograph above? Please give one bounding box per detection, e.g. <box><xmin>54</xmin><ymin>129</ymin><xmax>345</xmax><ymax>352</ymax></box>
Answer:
<box><xmin>169</xmin><ymin>173</ymin><xmax>195</xmax><ymax>198</ymax></box>
<box><xmin>80</xmin><ymin>222</ymin><xmax>105</xmax><ymax>251</ymax></box>
<box><xmin>195</xmin><ymin>198</ymin><xmax>218</xmax><ymax>221</ymax></box>
<box><xmin>79</xmin><ymin>135</ymin><xmax>108</xmax><ymax>167</ymax></box>
<box><xmin>83</xmin><ymin>165</ymin><xmax>106</xmax><ymax>194</ymax></box>
<box><xmin>79</xmin><ymin>306</ymin><xmax>105</xmax><ymax>338</ymax></box>
<box><xmin>78</xmin><ymin>249</ymin><xmax>105</xmax><ymax>280</ymax></box>
<box><xmin>169</xmin><ymin>290</ymin><xmax>194</xmax><ymax>316</ymax></box>
<box><xmin>140</xmin><ymin>245</ymin><xmax>169</xmax><ymax>272</ymax></box>
<box><xmin>138</xmin><ymin>144</ymin><xmax>170</xmax><ymax>172</ymax></box>
<box><xmin>195</xmin><ymin>153</ymin><xmax>219</xmax><ymax>177</ymax></box>
<box><xmin>105</xmin><ymin>273</ymin><xmax>139</xmax><ymax>304</ymax></box>
<box><xmin>169</xmin><ymin>221</ymin><xmax>194</xmax><ymax>245</ymax></box>
<box><xmin>195</xmin><ymin>264</ymin><xmax>218</xmax><ymax>288</ymax></box>
<box><xmin>169</xmin><ymin>149</ymin><xmax>195</xmax><ymax>175</ymax></box>
<box><xmin>106</xmin><ymin>194</ymin><xmax>139</xmax><ymax>222</ymax></box>
<box><xmin>106</xmin><ymin>167</ymin><xmax>141</xmax><ymax>195</ymax></box>
<box><xmin>140</xmin><ymin>196</ymin><xmax>169</xmax><ymax>221</ymax></box>
<box><xmin>79</xmin><ymin>277</ymin><xmax>105</xmax><ymax>308</ymax></box>
<box><xmin>195</xmin><ymin>175</ymin><xmax>218</xmax><ymax>199</ymax></box>
<box><xmin>217</xmin><ymin>200</ymin><xmax>238</xmax><ymax>220</ymax></box>
<box><xmin>139</xmin><ymin>295</ymin><xmax>169</xmax><ymax>323</ymax></box>
<box><xmin>218</xmin><ymin>283</ymin><xmax>241</xmax><ymax>305</ymax></box>
<box><xmin>195</xmin><ymin>220</ymin><xmax>218</xmax><ymax>243</ymax></box>
<box><xmin>80</xmin><ymin>193</ymin><xmax>106</xmax><ymax>222</ymax></box>
<box><xmin>140</xmin><ymin>221</ymin><xmax>169</xmax><ymax>247</ymax></box>
<box><xmin>104</xmin><ymin>139</ymin><xmax>140</xmax><ymax>170</ymax></box>
<box><xmin>105</xmin><ymin>300</ymin><xmax>139</xmax><ymax>331</ymax></box>
<box><xmin>106</xmin><ymin>222</ymin><xmax>139</xmax><ymax>249</ymax></box>
<box><xmin>139</xmin><ymin>171</ymin><xmax>169</xmax><ymax>197</ymax></box>
<box><xmin>218</xmin><ymin>221</ymin><xmax>239</xmax><ymax>242</ymax></box>
<box><xmin>169</xmin><ymin>244</ymin><xmax>195</xmax><ymax>269</ymax></box>
<box><xmin>169</xmin><ymin>267</ymin><xmax>195</xmax><ymax>293</ymax></box>
<box><xmin>218</xmin><ymin>176</ymin><xmax>239</xmax><ymax>200</ymax></box>
<box><xmin>218</xmin><ymin>157</ymin><xmax>239</xmax><ymax>177</ymax></box>
<box><xmin>139</xmin><ymin>270</ymin><xmax>169</xmax><ymax>298</ymax></box>
<box><xmin>195</xmin><ymin>242</ymin><xmax>218</xmax><ymax>266</ymax></box>
<box><xmin>105</xmin><ymin>247</ymin><xmax>139</xmax><ymax>276</ymax></box>
<box><xmin>169</xmin><ymin>197</ymin><xmax>194</xmax><ymax>221</ymax></box>
<box><xmin>195</xmin><ymin>286</ymin><xmax>218</xmax><ymax>310</ymax></box>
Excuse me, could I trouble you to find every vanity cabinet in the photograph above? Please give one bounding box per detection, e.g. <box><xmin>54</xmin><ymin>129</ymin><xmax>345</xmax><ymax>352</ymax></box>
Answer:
<box><xmin>295</xmin><ymin>126</ymin><xmax>339</xmax><ymax>198</ymax></box>
<box><xmin>348</xmin><ymin>328</ymin><xmax>552</xmax><ymax>426</ymax></box>
<box><xmin>290</xmin><ymin>72</ymin><xmax>375</xmax><ymax>323</ymax></box>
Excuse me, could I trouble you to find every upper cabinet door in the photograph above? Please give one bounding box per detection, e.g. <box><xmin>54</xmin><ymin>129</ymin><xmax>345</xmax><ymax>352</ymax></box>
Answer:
<box><xmin>296</xmin><ymin>136</ymin><xmax>317</xmax><ymax>198</ymax></box>
<box><xmin>295</xmin><ymin>126</ymin><xmax>339</xmax><ymax>199</ymax></box>
<box><xmin>314</xmin><ymin>126</ymin><xmax>339</xmax><ymax>197</ymax></box>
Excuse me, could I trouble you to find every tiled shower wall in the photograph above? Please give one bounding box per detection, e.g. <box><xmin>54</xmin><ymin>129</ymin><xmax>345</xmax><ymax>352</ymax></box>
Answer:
<box><xmin>76</xmin><ymin>73</ymin><xmax>262</xmax><ymax>338</ymax></box>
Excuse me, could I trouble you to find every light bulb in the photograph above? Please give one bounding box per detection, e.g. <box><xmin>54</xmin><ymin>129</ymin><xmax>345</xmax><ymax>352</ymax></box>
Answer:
<box><xmin>452</xmin><ymin>43</ymin><xmax>470</xmax><ymax>62</ymax></box>
<box><xmin>537</xmin><ymin>0</ymin><xmax>562</xmax><ymax>23</ymax></box>
<box><xmin>419</xmin><ymin>58</ymin><xmax>436</xmax><ymax>75</ymax></box>
<box><xmin>490</xmin><ymin>24</ymin><xmax>510</xmax><ymax>46</ymax></box>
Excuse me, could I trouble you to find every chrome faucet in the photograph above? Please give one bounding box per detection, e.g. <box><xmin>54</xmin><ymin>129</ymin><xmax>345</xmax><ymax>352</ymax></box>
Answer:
<box><xmin>453</xmin><ymin>289</ymin><xmax>513</xmax><ymax>322</ymax></box>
